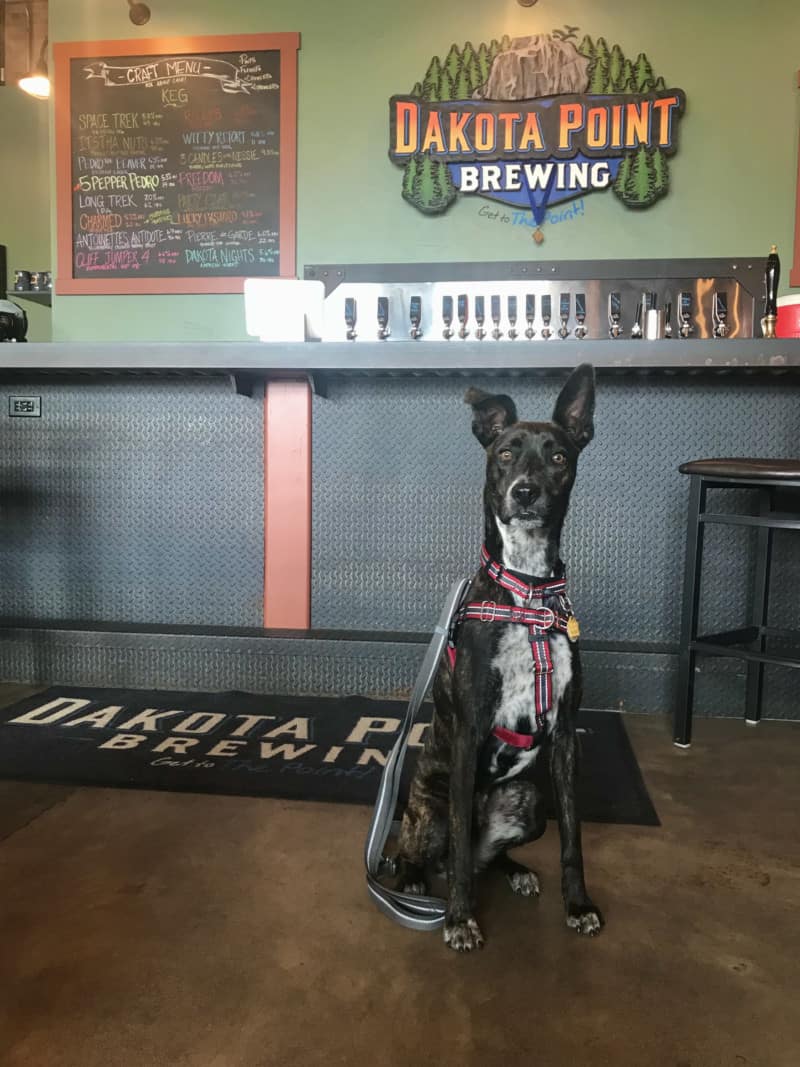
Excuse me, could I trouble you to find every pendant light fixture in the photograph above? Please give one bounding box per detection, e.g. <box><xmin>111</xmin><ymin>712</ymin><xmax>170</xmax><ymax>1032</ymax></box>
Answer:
<box><xmin>18</xmin><ymin>34</ymin><xmax>50</xmax><ymax>99</ymax></box>
<box><xmin>128</xmin><ymin>0</ymin><xmax>151</xmax><ymax>25</ymax></box>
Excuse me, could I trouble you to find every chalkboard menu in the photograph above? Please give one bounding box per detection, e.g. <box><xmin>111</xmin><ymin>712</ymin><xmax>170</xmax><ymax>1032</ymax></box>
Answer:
<box><xmin>55</xmin><ymin>34</ymin><xmax>299</xmax><ymax>294</ymax></box>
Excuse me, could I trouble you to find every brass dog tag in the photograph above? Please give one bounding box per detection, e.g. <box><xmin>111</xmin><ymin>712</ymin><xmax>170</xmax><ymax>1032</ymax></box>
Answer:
<box><xmin>566</xmin><ymin>616</ymin><xmax>580</xmax><ymax>643</ymax></box>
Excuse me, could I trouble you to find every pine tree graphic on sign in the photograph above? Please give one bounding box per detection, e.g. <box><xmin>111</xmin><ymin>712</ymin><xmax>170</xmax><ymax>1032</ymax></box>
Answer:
<box><xmin>578</xmin><ymin>35</ymin><xmax>595</xmax><ymax>60</ymax></box>
<box><xmin>438</xmin><ymin>69</ymin><xmax>455</xmax><ymax>101</ymax></box>
<box><xmin>422</xmin><ymin>55</ymin><xmax>442</xmax><ymax>100</ymax></box>
<box><xmin>455</xmin><ymin>62</ymin><xmax>472</xmax><ymax>100</ymax></box>
<box><xmin>477</xmin><ymin>42</ymin><xmax>491</xmax><ymax>84</ymax></box>
<box><xmin>633</xmin><ymin>52</ymin><xmax>655</xmax><ymax>92</ymax></box>
<box><xmin>444</xmin><ymin>43</ymin><xmax>461</xmax><ymax>83</ymax></box>
<box><xmin>651</xmin><ymin>148</ymin><xmax>669</xmax><ymax>197</ymax></box>
<box><xmin>589</xmin><ymin>37</ymin><xmax>610</xmax><ymax>93</ymax></box>
<box><xmin>608</xmin><ymin>44</ymin><xmax>625</xmax><ymax>91</ymax></box>
<box><xmin>412</xmin><ymin>154</ymin><xmax>456</xmax><ymax>214</ymax></box>
<box><xmin>624</xmin><ymin>144</ymin><xmax>656</xmax><ymax>206</ymax></box>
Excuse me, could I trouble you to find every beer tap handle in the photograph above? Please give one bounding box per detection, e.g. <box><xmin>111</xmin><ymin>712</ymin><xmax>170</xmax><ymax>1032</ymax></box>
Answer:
<box><xmin>491</xmin><ymin>295</ymin><xmax>502</xmax><ymax>340</ymax></box>
<box><xmin>409</xmin><ymin>295</ymin><xmax>422</xmax><ymax>339</ymax></box>
<box><xmin>377</xmin><ymin>296</ymin><xmax>390</xmax><ymax>340</ymax></box>
<box><xmin>541</xmin><ymin>294</ymin><xmax>552</xmax><ymax>339</ymax></box>
<box><xmin>442</xmin><ymin>295</ymin><xmax>454</xmax><ymax>339</ymax></box>
<box><xmin>558</xmin><ymin>293</ymin><xmax>571</xmax><ymax>339</ymax></box>
<box><xmin>574</xmin><ymin>292</ymin><xmax>587</xmax><ymax>339</ymax></box>
<box><xmin>712</xmin><ymin>291</ymin><xmax>729</xmax><ymax>338</ymax></box>
<box><xmin>679</xmin><ymin>291</ymin><xmax>693</xmax><ymax>338</ymax></box>
<box><xmin>765</xmin><ymin>246</ymin><xmax>780</xmax><ymax>317</ymax></box>
<box><xmin>763</xmin><ymin>244</ymin><xmax>780</xmax><ymax>338</ymax></box>
<box><xmin>345</xmin><ymin>297</ymin><xmax>357</xmax><ymax>340</ymax></box>
<box><xmin>664</xmin><ymin>300</ymin><xmax>672</xmax><ymax>339</ymax></box>
<box><xmin>457</xmin><ymin>293</ymin><xmax>469</xmax><ymax>339</ymax></box>
<box><xmin>608</xmin><ymin>292</ymin><xmax>622</xmax><ymax>338</ymax></box>
<box><xmin>631</xmin><ymin>300</ymin><xmax>643</xmax><ymax>339</ymax></box>
<box><xmin>475</xmin><ymin>295</ymin><xmax>486</xmax><ymax>340</ymax></box>
<box><xmin>525</xmin><ymin>293</ymin><xmax>535</xmax><ymax>339</ymax></box>
<box><xmin>507</xmin><ymin>295</ymin><xmax>518</xmax><ymax>339</ymax></box>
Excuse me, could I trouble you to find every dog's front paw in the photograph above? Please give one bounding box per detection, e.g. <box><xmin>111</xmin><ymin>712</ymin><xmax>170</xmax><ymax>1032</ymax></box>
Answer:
<box><xmin>506</xmin><ymin>869</ymin><xmax>540</xmax><ymax>897</ymax></box>
<box><xmin>565</xmin><ymin>901</ymin><xmax>604</xmax><ymax>936</ymax></box>
<box><xmin>443</xmin><ymin>916</ymin><xmax>484</xmax><ymax>952</ymax></box>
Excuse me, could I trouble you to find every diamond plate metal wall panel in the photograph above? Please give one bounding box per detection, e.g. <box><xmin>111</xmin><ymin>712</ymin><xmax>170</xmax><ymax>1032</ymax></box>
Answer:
<box><xmin>312</xmin><ymin>376</ymin><xmax>800</xmax><ymax>636</ymax></box>
<box><xmin>311</xmin><ymin>375</ymin><xmax>800</xmax><ymax>718</ymax></box>
<box><xmin>0</xmin><ymin>379</ymin><xmax>264</xmax><ymax>626</ymax></box>
<box><xmin>0</xmin><ymin>628</ymin><xmax>426</xmax><ymax>698</ymax></box>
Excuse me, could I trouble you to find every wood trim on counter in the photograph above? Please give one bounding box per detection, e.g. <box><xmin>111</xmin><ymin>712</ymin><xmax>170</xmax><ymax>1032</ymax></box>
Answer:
<box><xmin>792</xmin><ymin>70</ymin><xmax>800</xmax><ymax>287</ymax></box>
<box><xmin>263</xmin><ymin>379</ymin><xmax>311</xmax><ymax>628</ymax></box>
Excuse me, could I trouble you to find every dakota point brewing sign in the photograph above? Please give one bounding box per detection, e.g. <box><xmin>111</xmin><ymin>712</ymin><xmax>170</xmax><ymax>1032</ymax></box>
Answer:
<box><xmin>388</xmin><ymin>30</ymin><xmax>686</xmax><ymax>237</ymax></box>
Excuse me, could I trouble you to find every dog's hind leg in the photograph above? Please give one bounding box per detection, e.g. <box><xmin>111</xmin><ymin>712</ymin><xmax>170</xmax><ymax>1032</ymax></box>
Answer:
<box><xmin>395</xmin><ymin>785</ymin><xmax>448</xmax><ymax>896</ymax></box>
<box><xmin>396</xmin><ymin>681</ymin><xmax>454</xmax><ymax>896</ymax></box>
<box><xmin>473</xmin><ymin>779</ymin><xmax>546</xmax><ymax>896</ymax></box>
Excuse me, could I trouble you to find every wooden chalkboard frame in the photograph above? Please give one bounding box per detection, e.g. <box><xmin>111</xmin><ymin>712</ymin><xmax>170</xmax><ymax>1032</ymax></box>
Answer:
<box><xmin>54</xmin><ymin>32</ymin><xmax>299</xmax><ymax>295</ymax></box>
<box><xmin>793</xmin><ymin>70</ymin><xmax>800</xmax><ymax>287</ymax></box>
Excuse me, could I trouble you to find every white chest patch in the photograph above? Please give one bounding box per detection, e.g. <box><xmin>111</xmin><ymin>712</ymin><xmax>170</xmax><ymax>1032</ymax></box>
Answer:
<box><xmin>489</xmin><ymin>628</ymin><xmax>573</xmax><ymax>781</ymax></box>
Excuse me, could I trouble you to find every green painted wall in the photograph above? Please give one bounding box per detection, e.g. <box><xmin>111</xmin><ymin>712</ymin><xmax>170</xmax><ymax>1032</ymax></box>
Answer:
<box><xmin>0</xmin><ymin>88</ymin><xmax>52</xmax><ymax>341</ymax></box>
<box><xmin>15</xmin><ymin>0</ymin><xmax>800</xmax><ymax>340</ymax></box>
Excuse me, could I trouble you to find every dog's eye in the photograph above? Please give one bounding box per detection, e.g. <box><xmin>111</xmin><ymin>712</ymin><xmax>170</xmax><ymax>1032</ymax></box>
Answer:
<box><xmin>498</xmin><ymin>449</ymin><xmax>513</xmax><ymax>461</ymax></box>
<box><xmin>552</xmin><ymin>452</ymin><xmax>567</xmax><ymax>465</ymax></box>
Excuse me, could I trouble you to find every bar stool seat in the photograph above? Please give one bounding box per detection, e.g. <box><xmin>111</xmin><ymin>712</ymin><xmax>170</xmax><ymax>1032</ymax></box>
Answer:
<box><xmin>680</xmin><ymin>458</ymin><xmax>800</xmax><ymax>480</ymax></box>
<box><xmin>674</xmin><ymin>457</ymin><xmax>800</xmax><ymax>747</ymax></box>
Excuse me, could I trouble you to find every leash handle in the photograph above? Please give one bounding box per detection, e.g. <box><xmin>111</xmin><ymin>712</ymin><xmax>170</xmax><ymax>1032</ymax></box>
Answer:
<box><xmin>364</xmin><ymin>577</ymin><xmax>470</xmax><ymax>932</ymax></box>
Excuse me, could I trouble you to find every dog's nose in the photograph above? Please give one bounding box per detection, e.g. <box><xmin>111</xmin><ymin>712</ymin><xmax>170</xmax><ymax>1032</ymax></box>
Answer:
<box><xmin>511</xmin><ymin>484</ymin><xmax>539</xmax><ymax>508</ymax></box>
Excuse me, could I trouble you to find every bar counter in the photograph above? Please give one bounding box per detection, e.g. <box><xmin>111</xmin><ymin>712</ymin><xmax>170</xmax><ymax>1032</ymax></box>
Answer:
<box><xmin>0</xmin><ymin>340</ymin><xmax>798</xmax><ymax>721</ymax></box>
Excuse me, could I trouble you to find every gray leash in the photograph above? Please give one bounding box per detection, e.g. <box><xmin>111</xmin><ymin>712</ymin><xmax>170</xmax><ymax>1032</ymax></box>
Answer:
<box><xmin>364</xmin><ymin>577</ymin><xmax>469</xmax><ymax>931</ymax></box>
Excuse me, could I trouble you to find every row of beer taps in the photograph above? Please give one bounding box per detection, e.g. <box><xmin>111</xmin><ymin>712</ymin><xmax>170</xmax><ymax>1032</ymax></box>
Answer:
<box><xmin>343</xmin><ymin>290</ymin><xmax>730</xmax><ymax>340</ymax></box>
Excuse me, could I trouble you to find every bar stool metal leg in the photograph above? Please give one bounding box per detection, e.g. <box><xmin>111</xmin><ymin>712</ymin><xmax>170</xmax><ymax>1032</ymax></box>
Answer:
<box><xmin>745</xmin><ymin>487</ymin><xmax>774</xmax><ymax>726</ymax></box>
<box><xmin>674</xmin><ymin>475</ymin><xmax>707</xmax><ymax>747</ymax></box>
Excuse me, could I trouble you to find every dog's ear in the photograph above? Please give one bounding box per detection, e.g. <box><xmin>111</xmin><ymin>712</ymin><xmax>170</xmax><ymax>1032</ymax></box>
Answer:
<box><xmin>464</xmin><ymin>387</ymin><xmax>517</xmax><ymax>448</ymax></box>
<box><xmin>552</xmin><ymin>363</ymin><xmax>595</xmax><ymax>450</ymax></box>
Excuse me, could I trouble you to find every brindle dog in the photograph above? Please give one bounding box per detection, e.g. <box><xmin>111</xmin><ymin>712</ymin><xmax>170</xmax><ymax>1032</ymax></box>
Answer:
<box><xmin>395</xmin><ymin>363</ymin><xmax>603</xmax><ymax>951</ymax></box>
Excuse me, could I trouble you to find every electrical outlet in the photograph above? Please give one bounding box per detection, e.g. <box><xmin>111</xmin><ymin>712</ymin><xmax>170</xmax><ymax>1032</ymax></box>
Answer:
<box><xmin>9</xmin><ymin>396</ymin><xmax>41</xmax><ymax>417</ymax></box>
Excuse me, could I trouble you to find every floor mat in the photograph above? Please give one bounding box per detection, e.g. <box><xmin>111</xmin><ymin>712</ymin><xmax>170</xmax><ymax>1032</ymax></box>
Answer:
<box><xmin>0</xmin><ymin>687</ymin><xmax>659</xmax><ymax>825</ymax></box>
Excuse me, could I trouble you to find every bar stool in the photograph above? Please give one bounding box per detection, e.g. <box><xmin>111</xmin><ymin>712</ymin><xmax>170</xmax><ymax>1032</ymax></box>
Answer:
<box><xmin>674</xmin><ymin>458</ymin><xmax>800</xmax><ymax>747</ymax></box>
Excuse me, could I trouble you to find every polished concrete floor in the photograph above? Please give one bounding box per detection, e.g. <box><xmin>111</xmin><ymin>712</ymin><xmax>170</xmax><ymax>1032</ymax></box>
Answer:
<box><xmin>1</xmin><ymin>683</ymin><xmax>798</xmax><ymax>1067</ymax></box>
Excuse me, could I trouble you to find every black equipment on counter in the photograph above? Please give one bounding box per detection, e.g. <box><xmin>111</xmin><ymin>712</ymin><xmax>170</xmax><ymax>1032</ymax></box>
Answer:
<box><xmin>0</xmin><ymin>300</ymin><xmax>28</xmax><ymax>342</ymax></box>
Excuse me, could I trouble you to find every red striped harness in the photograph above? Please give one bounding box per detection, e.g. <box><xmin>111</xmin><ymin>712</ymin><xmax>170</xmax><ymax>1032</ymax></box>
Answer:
<box><xmin>447</xmin><ymin>545</ymin><xmax>577</xmax><ymax>750</ymax></box>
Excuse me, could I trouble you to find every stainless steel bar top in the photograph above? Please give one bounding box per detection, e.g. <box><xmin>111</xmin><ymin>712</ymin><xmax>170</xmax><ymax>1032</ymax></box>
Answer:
<box><xmin>1</xmin><ymin>338</ymin><xmax>800</xmax><ymax>373</ymax></box>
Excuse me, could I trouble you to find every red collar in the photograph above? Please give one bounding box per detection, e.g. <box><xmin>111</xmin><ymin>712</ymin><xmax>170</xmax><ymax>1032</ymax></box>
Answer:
<box><xmin>479</xmin><ymin>543</ymin><xmax>567</xmax><ymax>602</ymax></box>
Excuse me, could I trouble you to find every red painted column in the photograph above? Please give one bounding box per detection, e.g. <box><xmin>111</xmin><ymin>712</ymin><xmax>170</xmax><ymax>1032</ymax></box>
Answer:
<box><xmin>263</xmin><ymin>380</ymin><xmax>312</xmax><ymax>628</ymax></box>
